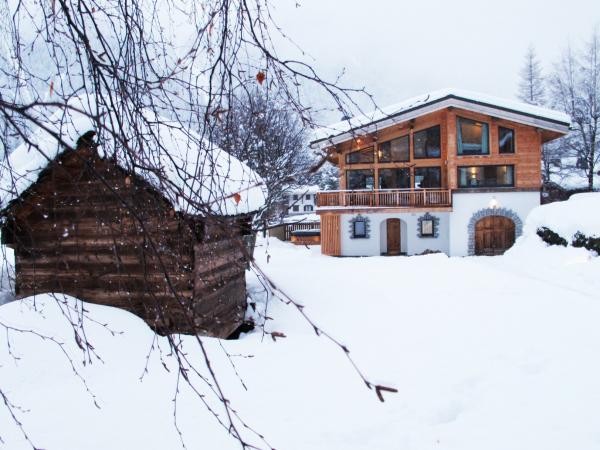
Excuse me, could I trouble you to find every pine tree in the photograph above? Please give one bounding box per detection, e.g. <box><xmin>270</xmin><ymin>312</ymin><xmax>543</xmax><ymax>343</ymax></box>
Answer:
<box><xmin>518</xmin><ymin>46</ymin><xmax>545</xmax><ymax>106</ymax></box>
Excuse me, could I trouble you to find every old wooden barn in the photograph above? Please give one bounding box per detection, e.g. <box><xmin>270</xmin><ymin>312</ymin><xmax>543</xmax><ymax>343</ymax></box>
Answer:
<box><xmin>0</xmin><ymin>108</ymin><xmax>266</xmax><ymax>338</ymax></box>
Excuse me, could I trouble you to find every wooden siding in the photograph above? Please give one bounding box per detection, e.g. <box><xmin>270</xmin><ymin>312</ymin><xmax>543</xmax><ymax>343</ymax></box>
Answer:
<box><xmin>335</xmin><ymin>110</ymin><xmax>449</xmax><ymax>190</ymax></box>
<box><xmin>329</xmin><ymin>107</ymin><xmax>543</xmax><ymax>192</ymax></box>
<box><xmin>320</xmin><ymin>214</ymin><xmax>341</xmax><ymax>256</ymax></box>
<box><xmin>2</xmin><ymin>146</ymin><xmax>249</xmax><ymax>337</ymax></box>
<box><xmin>445</xmin><ymin>108</ymin><xmax>542</xmax><ymax>190</ymax></box>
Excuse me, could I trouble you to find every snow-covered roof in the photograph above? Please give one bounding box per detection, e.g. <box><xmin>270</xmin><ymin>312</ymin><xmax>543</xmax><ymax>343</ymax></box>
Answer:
<box><xmin>282</xmin><ymin>213</ymin><xmax>320</xmax><ymax>224</ymax></box>
<box><xmin>0</xmin><ymin>99</ymin><xmax>267</xmax><ymax>216</ymax></box>
<box><xmin>311</xmin><ymin>88</ymin><xmax>571</xmax><ymax>148</ymax></box>
<box><xmin>284</xmin><ymin>184</ymin><xmax>320</xmax><ymax>195</ymax></box>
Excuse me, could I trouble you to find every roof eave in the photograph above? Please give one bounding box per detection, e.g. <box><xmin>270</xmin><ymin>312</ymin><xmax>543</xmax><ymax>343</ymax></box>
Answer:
<box><xmin>310</xmin><ymin>95</ymin><xmax>571</xmax><ymax>149</ymax></box>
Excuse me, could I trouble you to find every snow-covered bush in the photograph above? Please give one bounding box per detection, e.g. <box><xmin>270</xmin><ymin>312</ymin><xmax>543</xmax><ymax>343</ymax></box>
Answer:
<box><xmin>572</xmin><ymin>232</ymin><xmax>600</xmax><ymax>255</ymax></box>
<box><xmin>536</xmin><ymin>226</ymin><xmax>568</xmax><ymax>247</ymax></box>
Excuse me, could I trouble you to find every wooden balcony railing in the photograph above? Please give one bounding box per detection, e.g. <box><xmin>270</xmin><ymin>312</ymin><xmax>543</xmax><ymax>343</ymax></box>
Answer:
<box><xmin>316</xmin><ymin>189</ymin><xmax>452</xmax><ymax>208</ymax></box>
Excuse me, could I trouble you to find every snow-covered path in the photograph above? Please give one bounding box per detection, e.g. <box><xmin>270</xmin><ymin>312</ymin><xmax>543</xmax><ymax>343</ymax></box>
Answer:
<box><xmin>1</xmin><ymin>232</ymin><xmax>599</xmax><ymax>450</ymax></box>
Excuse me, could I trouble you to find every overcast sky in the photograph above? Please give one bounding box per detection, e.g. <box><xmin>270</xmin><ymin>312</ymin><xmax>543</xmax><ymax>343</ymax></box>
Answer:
<box><xmin>271</xmin><ymin>0</ymin><xmax>599</xmax><ymax>122</ymax></box>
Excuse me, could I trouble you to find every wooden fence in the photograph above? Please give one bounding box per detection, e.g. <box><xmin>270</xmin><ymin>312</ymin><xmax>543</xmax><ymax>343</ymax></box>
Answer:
<box><xmin>284</xmin><ymin>221</ymin><xmax>321</xmax><ymax>241</ymax></box>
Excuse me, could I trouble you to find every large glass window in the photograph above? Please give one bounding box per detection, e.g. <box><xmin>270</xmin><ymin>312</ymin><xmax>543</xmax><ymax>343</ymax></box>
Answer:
<box><xmin>346</xmin><ymin>169</ymin><xmax>374</xmax><ymax>190</ymax></box>
<box><xmin>457</xmin><ymin>118</ymin><xmax>489</xmax><ymax>155</ymax></box>
<box><xmin>346</xmin><ymin>147</ymin><xmax>374</xmax><ymax>164</ymax></box>
<box><xmin>414</xmin><ymin>167</ymin><xmax>441</xmax><ymax>188</ymax></box>
<box><xmin>414</xmin><ymin>126</ymin><xmax>441</xmax><ymax>158</ymax></box>
<box><xmin>379</xmin><ymin>168</ymin><xmax>410</xmax><ymax>189</ymax></box>
<box><xmin>458</xmin><ymin>165</ymin><xmax>514</xmax><ymax>188</ymax></box>
<box><xmin>378</xmin><ymin>136</ymin><xmax>409</xmax><ymax>162</ymax></box>
<box><xmin>498</xmin><ymin>126</ymin><xmax>515</xmax><ymax>154</ymax></box>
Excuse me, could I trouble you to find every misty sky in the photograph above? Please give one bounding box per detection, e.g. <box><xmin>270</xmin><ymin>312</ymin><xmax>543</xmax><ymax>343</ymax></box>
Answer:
<box><xmin>271</xmin><ymin>0</ymin><xmax>599</xmax><ymax>122</ymax></box>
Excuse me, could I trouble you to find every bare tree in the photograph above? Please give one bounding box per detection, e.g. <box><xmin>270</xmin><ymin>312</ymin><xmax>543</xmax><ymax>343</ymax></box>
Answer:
<box><xmin>0</xmin><ymin>0</ymin><xmax>388</xmax><ymax>448</ymax></box>
<box><xmin>214</xmin><ymin>88</ymin><xmax>314</xmax><ymax>219</ymax></box>
<box><xmin>549</xmin><ymin>32</ymin><xmax>600</xmax><ymax>191</ymax></box>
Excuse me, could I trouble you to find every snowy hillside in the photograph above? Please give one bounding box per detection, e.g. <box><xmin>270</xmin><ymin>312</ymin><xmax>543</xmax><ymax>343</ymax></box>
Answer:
<box><xmin>1</xmin><ymin>195</ymin><xmax>599</xmax><ymax>449</ymax></box>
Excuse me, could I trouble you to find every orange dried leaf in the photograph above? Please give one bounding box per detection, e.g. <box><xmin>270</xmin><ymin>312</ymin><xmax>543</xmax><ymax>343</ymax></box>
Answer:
<box><xmin>256</xmin><ymin>71</ymin><xmax>266</xmax><ymax>85</ymax></box>
<box><xmin>233</xmin><ymin>192</ymin><xmax>242</xmax><ymax>204</ymax></box>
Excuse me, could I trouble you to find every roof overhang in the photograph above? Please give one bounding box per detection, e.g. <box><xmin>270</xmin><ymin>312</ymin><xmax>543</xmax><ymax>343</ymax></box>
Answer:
<box><xmin>310</xmin><ymin>94</ymin><xmax>571</xmax><ymax>150</ymax></box>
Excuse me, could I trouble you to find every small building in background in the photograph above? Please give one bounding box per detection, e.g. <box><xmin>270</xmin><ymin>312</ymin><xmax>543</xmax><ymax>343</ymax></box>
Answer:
<box><xmin>284</xmin><ymin>185</ymin><xmax>320</xmax><ymax>215</ymax></box>
<box><xmin>266</xmin><ymin>185</ymin><xmax>321</xmax><ymax>244</ymax></box>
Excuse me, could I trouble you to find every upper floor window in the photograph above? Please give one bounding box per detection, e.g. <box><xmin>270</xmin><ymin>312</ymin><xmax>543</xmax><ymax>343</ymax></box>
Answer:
<box><xmin>414</xmin><ymin>126</ymin><xmax>441</xmax><ymax>159</ymax></box>
<box><xmin>346</xmin><ymin>147</ymin><xmax>374</xmax><ymax>164</ymax></box>
<box><xmin>292</xmin><ymin>194</ymin><xmax>298</xmax><ymax>200</ymax></box>
<box><xmin>346</xmin><ymin>169</ymin><xmax>374</xmax><ymax>190</ymax></box>
<box><xmin>414</xmin><ymin>167</ymin><xmax>441</xmax><ymax>188</ymax></box>
<box><xmin>305</xmin><ymin>194</ymin><xmax>312</xmax><ymax>200</ymax></box>
<box><xmin>304</xmin><ymin>205</ymin><xmax>313</xmax><ymax>212</ymax></box>
<box><xmin>292</xmin><ymin>205</ymin><xmax>300</xmax><ymax>212</ymax></box>
<box><xmin>498</xmin><ymin>126</ymin><xmax>515</xmax><ymax>154</ymax></box>
<box><xmin>379</xmin><ymin>168</ymin><xmax>410</xmax><ymax>189</ymax></box>
<box><xmin>378</xmin><ymin>135</ymin><xmax>409</xmax><ymax>162</ymax></box>
<box><xmin>457</xmin><ymin>118</ymin><xmax>489</xmax><ymax>155</ymax></box>
<box><xmin>458</xmin><ymin>165</ymin><xmax>514</xmax><ymax>188</ymax></box>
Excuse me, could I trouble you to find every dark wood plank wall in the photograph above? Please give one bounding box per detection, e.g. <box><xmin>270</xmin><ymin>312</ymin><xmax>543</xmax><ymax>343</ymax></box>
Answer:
<box><xmin>3</xmin><ymin>147</ymin><xmax>249</xmax><ymax>337</ymax></box>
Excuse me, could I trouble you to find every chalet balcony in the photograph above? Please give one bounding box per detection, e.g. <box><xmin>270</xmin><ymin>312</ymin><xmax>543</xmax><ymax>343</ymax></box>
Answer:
<box><xmin>316</xmin><ymin>188</ymin><xmax>452</xmax><ymax>209</ymax></box>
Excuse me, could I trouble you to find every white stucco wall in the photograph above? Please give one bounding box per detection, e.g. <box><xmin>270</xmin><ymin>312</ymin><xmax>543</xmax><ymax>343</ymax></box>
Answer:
<box><xmin>340</xmin><ymin>211</ymin><xmax>450</xmax><ymax>256</ymax></box>
<box><xmin>335</xmin><ymin>191</ymin><xmax>539</xmax><ymax>257</ymax></box>
<box><xmin>449</xmin><ymin>191</ymin><xmax>540</xmax><ymax>256</ymax></box>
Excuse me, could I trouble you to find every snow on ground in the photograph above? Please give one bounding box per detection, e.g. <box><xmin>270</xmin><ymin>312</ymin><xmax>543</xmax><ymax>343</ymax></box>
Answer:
<box><xmin>1</xmin><ymin>196</ymin><xmax>600</xmax><ymax>449</ymax></box>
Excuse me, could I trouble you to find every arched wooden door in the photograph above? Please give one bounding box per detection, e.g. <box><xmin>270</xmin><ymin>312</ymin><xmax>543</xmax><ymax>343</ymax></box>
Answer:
<box><xmin>386</xmin><ymin>219</ymin><xmax>401</xmax><ymax>255</ymax></box>
<box><xmin>475</xmin><ymin>216</ymin><xmax>515</xmax><ymax>255</ymax></box>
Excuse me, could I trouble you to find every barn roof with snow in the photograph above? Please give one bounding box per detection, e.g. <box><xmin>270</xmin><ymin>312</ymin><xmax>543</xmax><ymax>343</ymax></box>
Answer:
<box><xmin>1</xmin><ymin>100</ymin><xmax>267</xmax><ymax>217</ymax></box>
<box><xmin>310</xmin><ymin>88</ymin><xmax>571</xmax><ymax>148</ymax></box>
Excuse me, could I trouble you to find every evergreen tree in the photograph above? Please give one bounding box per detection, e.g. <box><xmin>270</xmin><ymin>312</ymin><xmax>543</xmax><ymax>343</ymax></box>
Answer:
<box><xmin>518</xmin><ymin>45</ymin><xmax>545</xmax><ymax>105</ymax></box>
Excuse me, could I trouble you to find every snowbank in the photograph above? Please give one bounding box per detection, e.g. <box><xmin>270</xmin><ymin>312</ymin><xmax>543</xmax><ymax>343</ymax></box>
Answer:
<box><xmin>523</xmin><ymin>193</ymin><xmax>600</xmax><ymax>239</ymax></box>
<box><xmin>0</xmin><ymin>98</ymin><xmax>267</xmax><ymax>216</ymax></box>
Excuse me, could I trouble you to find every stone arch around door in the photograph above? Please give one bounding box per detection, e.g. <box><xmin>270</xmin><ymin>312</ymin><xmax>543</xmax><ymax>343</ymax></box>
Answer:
<box><xmin>467</xmin><ymin>208</ymin><xmax>523</xmax><ymax>256</ymax></box>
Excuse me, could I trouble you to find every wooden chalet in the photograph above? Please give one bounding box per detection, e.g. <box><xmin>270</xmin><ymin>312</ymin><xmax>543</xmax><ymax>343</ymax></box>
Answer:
<box><xmin>0</xmin><ymin>111</ymin><xmax>266</xmax><ymax>338</ymax></box>
<box><xmin>311</xmin><ymin>89</ymin><xmax>570</xmax><ymax>257</ymax></box>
